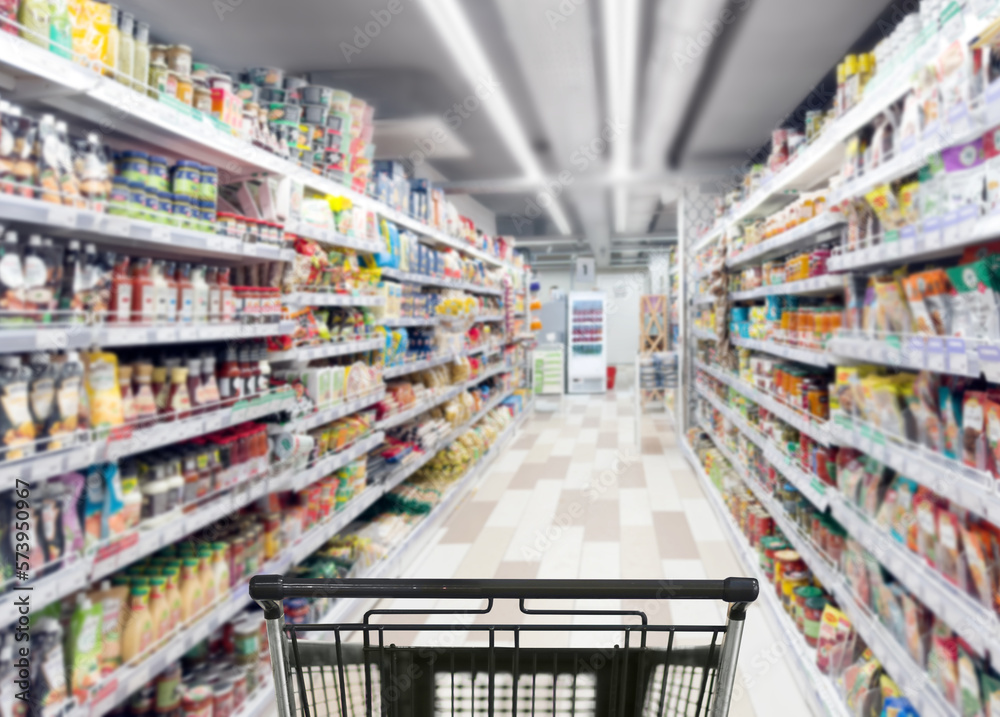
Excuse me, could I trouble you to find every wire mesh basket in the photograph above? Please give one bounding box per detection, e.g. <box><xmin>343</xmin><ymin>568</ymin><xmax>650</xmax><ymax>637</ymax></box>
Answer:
<box><xmin>250</xmin><ymin>577</ymin><xmax>758</xmax><ymax>717</ymax></box>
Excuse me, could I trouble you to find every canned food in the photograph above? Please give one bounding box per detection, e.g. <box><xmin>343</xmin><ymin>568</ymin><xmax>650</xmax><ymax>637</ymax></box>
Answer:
<box><xmin>247</xmin><ymin>66</ymin><xmax>284</xmax><ymax>88</ymax></box>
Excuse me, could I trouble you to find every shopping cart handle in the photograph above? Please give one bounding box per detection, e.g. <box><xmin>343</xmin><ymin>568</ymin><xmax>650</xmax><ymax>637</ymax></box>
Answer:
<box><xmin>249</xmin><ymin>575</ymin><xmax>758</xmax><ymax>604</ymax></box>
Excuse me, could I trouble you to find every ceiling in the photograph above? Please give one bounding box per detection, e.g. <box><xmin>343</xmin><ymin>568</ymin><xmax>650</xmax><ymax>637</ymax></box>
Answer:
<box><xmin>114</xmin><ymin>0</ymin><xmax>894</xmax><ymax>266</ymax></box>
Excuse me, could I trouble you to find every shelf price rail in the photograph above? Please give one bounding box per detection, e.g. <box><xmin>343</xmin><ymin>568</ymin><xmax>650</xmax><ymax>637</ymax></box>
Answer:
<box><xmin>693</xmin><ymin>423</ymin><xmax>958</xmax><ymax>717</ymax></box>
<box><xmin>0</xmin><ymin>388</ymin><xmax>299</xmax><ymax>490</ymax></box>
<box><xmin>693</xmin><ymin>360</ymin><xmax>833</xmax><ymax>446</ymax></box>
<box><xmin>694</xmin><ymin>381</ymin><xmax>831</xmax><ymax>510</ymax></box>
<box><xmin>678</xmin><ymin>437</ymin><xmax>851</xmax><ymax>717</ymax></box>
<box><xmin>82</xmin><ymin>390</ymin><xmax>527</xmax><ymax>717</ymax></box>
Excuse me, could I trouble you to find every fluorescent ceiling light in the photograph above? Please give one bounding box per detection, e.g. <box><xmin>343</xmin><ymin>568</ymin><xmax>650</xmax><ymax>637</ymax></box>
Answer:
<box><xmin>418</xmin><ymin>0</ymin><xmax>573</xmax><ymax>236</ymax></box>
<box><xmin>604</xmin><ymin>0</ymin><xmax>640</xmax><ymax>235</ymax></box>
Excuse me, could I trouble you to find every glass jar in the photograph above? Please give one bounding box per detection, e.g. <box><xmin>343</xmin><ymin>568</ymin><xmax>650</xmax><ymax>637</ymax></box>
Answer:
<box><xmin>175</xmin><ymin>74</ymin><xmax>194</xmax><ymax>106</ymax></box>
<box><xmin>166</xmin><ymin>44</ymin><xmax>192</xmax><ymax>76</ymax></box>
<box><xmin>148</xmin><ymin>60</ymin><xmax>169</xmax><ymax>98</ymax></box>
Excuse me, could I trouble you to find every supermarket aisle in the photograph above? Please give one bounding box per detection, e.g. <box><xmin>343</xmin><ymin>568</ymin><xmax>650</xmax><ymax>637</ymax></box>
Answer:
<box><xmin>391</xmin><ymin>383</ymin><xmax>813</xmax><ymax>717</ymax></box>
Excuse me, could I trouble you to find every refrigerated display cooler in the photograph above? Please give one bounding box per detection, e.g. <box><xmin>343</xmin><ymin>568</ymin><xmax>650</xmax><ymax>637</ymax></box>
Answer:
<box><xmin>567</xmin><ymin>291</ymin><xmax>606</xmax><ymax>394</ymax></box>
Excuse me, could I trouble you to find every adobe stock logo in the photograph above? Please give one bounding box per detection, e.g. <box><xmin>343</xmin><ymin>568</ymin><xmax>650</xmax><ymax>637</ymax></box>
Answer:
<box><xmin>340</xmin><ymin>0</ymin><xmax>406</xmax><ymax>63</ymax></box>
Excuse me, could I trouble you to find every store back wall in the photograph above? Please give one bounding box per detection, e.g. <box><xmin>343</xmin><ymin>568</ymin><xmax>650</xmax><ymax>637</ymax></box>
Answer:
<box><xmin>534</xmin><ymin>267</ymin><xmax>648</xmax><ymax>367</ymax></box>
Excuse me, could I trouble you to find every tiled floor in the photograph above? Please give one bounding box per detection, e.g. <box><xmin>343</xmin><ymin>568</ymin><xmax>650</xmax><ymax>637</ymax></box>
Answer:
<box><xmin>382</xmin><ymin>383</ymin><xmax>815</xmax><ymax>716</ymax></box>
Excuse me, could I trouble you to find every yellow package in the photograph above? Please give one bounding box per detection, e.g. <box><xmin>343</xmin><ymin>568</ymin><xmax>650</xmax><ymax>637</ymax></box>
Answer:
<box><xmin>83</xmin><ymin>351</ymin><xmax>124</xmax><ymax>429</ymax></box>
<box><xmin>69</xmin><ymin>0</ymin><xmax>105</xmax><ymax>69</ymax></box>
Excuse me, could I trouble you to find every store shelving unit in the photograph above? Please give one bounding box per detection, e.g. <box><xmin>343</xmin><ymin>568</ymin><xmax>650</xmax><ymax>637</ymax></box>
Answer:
<box><xmin>679</xmin><ymin>437</ymin><xmax>851</xmax><ymax>717</ymax></box>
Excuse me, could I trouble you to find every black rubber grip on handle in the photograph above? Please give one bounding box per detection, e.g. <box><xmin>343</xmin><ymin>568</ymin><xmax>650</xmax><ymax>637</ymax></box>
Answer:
<box><xmin>249</xmin><ymin>576</ymin><xmax>759</xmax><ymax>603</ymax></box>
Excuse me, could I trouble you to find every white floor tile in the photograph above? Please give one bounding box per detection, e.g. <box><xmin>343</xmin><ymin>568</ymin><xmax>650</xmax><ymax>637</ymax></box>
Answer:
<box><xmin>661</xmin><ymin>559</ymin><xmax>707</xmax><ymax>580</ymax></box>
<box><xmin>486</xmin><ymin>489</ymin><xmax>533</xmax><ymax>527</ymax></box>
<box><xmin>504</xmin><ymin>479</ymin><xmax>565</xmax><ymax>561</ymax></box>
<box><xmin>579</xmin><ymin>542</ymin><xmax>620</xmax><ymax>579</ymax></box>
<box><xmin>619</xmin><ymin>488</ymin><xmax>653</xmax><ymax>526</ymax></box>
<box><xmin>537</xmin><ymin>525</ymin><xmax>584</xmax><ymax>579</ymax></box>
<box><xmin>682</xmin><ymin>498</ymin><xmax>725</xmax><ymax>542</ymax></box>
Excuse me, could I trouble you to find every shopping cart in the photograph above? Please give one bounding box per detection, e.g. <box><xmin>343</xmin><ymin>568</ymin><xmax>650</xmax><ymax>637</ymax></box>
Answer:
<box><xmin>250</xmin><ymin>576</ymin><xmax>758</xmax><ymax>717</ymax></box>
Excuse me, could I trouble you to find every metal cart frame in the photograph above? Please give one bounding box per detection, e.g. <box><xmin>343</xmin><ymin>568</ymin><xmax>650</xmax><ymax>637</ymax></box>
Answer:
<box><xmin>250</xmin><ymin>576</ymin><xmax>758</xmax><ymax>717</ymax></box>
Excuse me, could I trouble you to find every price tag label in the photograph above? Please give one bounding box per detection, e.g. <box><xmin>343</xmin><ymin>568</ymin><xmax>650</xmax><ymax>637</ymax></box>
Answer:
<box><xmin>47</xmin><ymin>205</ymin><xmax>77</xmax><ymax>228</ymax></box>
<box><xmin>110</xmin><ymin>328</ymin><xmax>148</xmax><ymax>346</ymax></box>
<box><xmin>127</xmin><ymin>665</ymin><xmax>151</xmax><ymax>696</ymax></box>
<box><xmin>980</xmin><ymin>344</ymin><xmax>1000</xmax><ymax>382</ymax></box>
<box><xmin>943</xmin><ymin>211</ymin><xmax>961</xmax><ymax>247</ymax></box>
<box><xmin>922</xmin><ymin>216</ymin><xmax>943</xmax><ymax>249</ymax></box>
<box><xmin>32</xmin><ymin>453</ymin><xmax>63</xmax><ymax>481</ymax></box>
<box><xmin>36</xmin><ymin>329</ymin><xmax>68</xmax><ymax>351</ymax></box>
<box><xmin>926</xmin><ymin>338</ymin><xmax>946</xmax><ymax>372</ymax></box>
<box><xmin>947</xmin><ymin>338</ymin><xmax>969</xmax><ymax>375</ymax></box>
<box><xmin>243</xmin><ymin>243</ymin><xmax>259</xmax><ymax>257</ymax></box>
<box><xmin>155</xmin><ymin>327</ymin><xmax>175</xmax><ymax>342</ymax></box>
<box><xmin>905</xmin><ymin>336</ymin><xmax>926</xmax><ymax>369</ymax></box>
<box><xmin>100</xmin><ymin>215</ymin><xmax>130</xmax><ymax>235</ymax></box>
<box><xmin>987</xmin><ymin>80</ymin><xmax>1000</xmax><ymax>127</ymax></box>
<box><xmin>151</xmin><ymin>225</ymin><xmax>171</xmax><ymax>243</ymax></box>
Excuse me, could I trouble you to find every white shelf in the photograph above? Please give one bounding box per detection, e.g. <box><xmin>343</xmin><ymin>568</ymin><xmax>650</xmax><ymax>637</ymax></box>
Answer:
<box><xmin>281</xmin><ymin>388</ymin><xmax>386</xmax><ymax>433</ymax></box>
<box><xmin>308</xmin><ymin>405</ymin><xmax>530</xmax><ymax>629</ymax></box>
<box><xmin>691</xmin><ymin>327</ymin><xmax>719</xmax><ymax>342</ymax></box>
<box><xmin>376</xmin><ymin>387</ymin><xmax>462</xmax><ymax>431</ymax></box>
<box><xmin>284</xmin><ymin>292</ymin><xmax>385</xmax><ymax>308</ymax></box>
<box><xmin>0</xmin><ymin>33</ymin><xmax>521</xmax><ymax>274</ymax></box>
<box><xmin>828</xmin><ymin>212</ymin><xmax>1000</xmax><ymax>271</ymax></box>
<box><xmin>726</xmin><ymin>213</ymin><xmax>846</xmax><ymax>269</ymax></box>
<box><xmin>382</xmin><ymin>316</ymin><xmax>439</xmax><ymax>328</ymax></box>
<box><xmin>0</xmin><ymin>430</ymin><xmax>388</xmax><ymax>629</ymax></box>
<box><xmin>691</xmin><ymin>293</ymin><xmax>717</xmax><ymax>305</ymax></box>
<box><xmin>731</xmin><ymin>336</ymin><xmax>833</xmax><ymax>367</ymax></box>
<box><xmin>680</xmin><ymin>437</ymin><xmax>851</xmax><ymax>717</ymax></box>
<box><xmin>829</xmin><ymin>414</ymin><xmax>1000</xmax><ymax>525</ymax></box>
<box><xmin>270</xmin><ymin>431</ymin><xmax>386</xmax><ymax>494</ymax></box>
<box><xmin>694</xmin><ymin>426</ymin><xmax>957</xmax><ymax>717</ymax></box>
<box><xmin>380</xmin><ymin>267</ymin><xmax>504</xmax><ymax>296</ymax></box>
<box><xmin>0</xmin><ymin>389</ymin><xmax>297</xmax><ymax>491</ymax></box>
<box><xmin>695</xmin><ymin>382</ymin><xmax>831</xmax><ymax>510</ymax></box>
<box><xmin>0</xmin><ymin>320</ymin><xmax>295</xmax><ymax>354</ymax></box>
<box><xmin>383</xmin><ymin>352</ymin><xmax>459</xmax><ymax>378</ymax></box>
<box><xmin>268</xmin><ymin>336</ymin><xmax>384</xmax><ymax>363</ymax></box>
<box><xmin>283</xmin><ymin>221</ymin><xmax>384</xmax><ymax>253</ymax></box>
<box><xmin>829</xmin><ymin>332</ymin><xmax>1000</xmax><ymax>380</ymax></box>
<box><xmin>694</xmin><ymin>360</ymin><xmax>832</xmax><ymax>446</ymax></box>
<box><xmin>0</xmin><ymin>192</ymin><xmax>295</xmax><ymax>263</ymax></box>
<box><xmin>730</xmin><ymin>273</ymin><xmax>846</xmax><ymax>301</ymax></box>
<box><xmin>828</xmin><ymin>493</ymin><xmax>1000</xmax><ymax>672</ymax></box>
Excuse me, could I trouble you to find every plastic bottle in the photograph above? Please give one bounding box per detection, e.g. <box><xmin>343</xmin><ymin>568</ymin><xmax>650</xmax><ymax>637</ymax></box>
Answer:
<box><xmin>167</xmin><ymin>365</ymin><xmax>191</xmax><ymax>419</ymax></box>
<box><xmin>104</xmin><ymin>5</ymin><xmax>120</xmax><ymax>80</ymax></box>
<box><xmin>121</xmin><ymin>585</ymin><xmax>152</xmax><ymax>662</ymax></box>
<box><xmin>186</xmin><ymin>357</ymin><xmax>203</xmax><ymax>414</ymax></box>
<box><xmin>180</xmin><ymin>557</ymin><xmax>202</xmax><ymax>621</ymax></box>
<box><xmin>131</xmin><ymin>257</ymin><xmax>156</xmax><ymax>324</ymax></box>
<box><xmin>132</xmin><ymin>22</ymin><xmax>150</xmax><ymax>93</ymax></box>
<box><xmin>218</xmin><ymin>267</ymin><xmax>235</xmax><ymax>322</ymax></box>
<box><xmin>117</xmin><ymin>12</ymin><xmax>135</xmax><ymax>87</ymax></box>
<box><xmin>148</xmin><ymin>577</ymin><xmax>170</xmax><ymax>642</ymax></box>
<box><xmin>163</xmin><ymin>261</ymin><xmax>178</xmax><ymax>323</ymax></box>
<box><xmin>238</xmin><ymin>345</ymin><xmax>253</xmax><ymax>398</ymax></box>
<box><xmin>218</xmin><ymin>345</ymin><xmax>241</xmax><ymax>407</ymax></box>
<box><xmin>197</xmin><ymin>547</ymin><xmax>216</xmax><ymax>606</ymax></box>
<box><xmin>162</xmin><ymin>565</ymin><xmax>181</xmax><ymax>632</ymax></box>
<box><xmin>28</xmin><ymin>352</ymin><xmax>55</xmax><ymax>444</ymax></box>
<box><xmin>191</xmin><ymin>265</ymin><xmax>209</xmax><ymax>323</ymax></box>
<box><xmin>212</xmin><ymin>542</ymin><xmax>230</xmax><ymax>593</ymax></box>
<box><xmin>205</xmin><ymin>266</ymin><xmax>221</xmax><ymax>323</ymax></box>
<box><xmin>109</xmin><ymin>254</ymin><xmax>132</xmax><ymax>323</ymax></box>
<box><xmin>175</xmin><ymin>263</ymin><xmax>193</xmax><ymax>323</ymax></box>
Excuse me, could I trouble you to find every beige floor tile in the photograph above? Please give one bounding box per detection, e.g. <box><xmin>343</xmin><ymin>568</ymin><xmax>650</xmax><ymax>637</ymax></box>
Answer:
<box><xmin>453</xmin><ymin>526</ymin><xmax>516</xmax><ymax>578</ymax></box>
<box><xmin>440</xmin><ymin>500</ymin><xmax>498</xmax><ymax>544</ymax></box>
<box><xmin>620</xmin><ymin>525</ymin><xmax>661</xmax><ymax>578</ymax></box>
<box><xmin>651</xmin><ymin>512</ymin><xmax>700</xmax><ymax>559</ymax></box>
<box><xmin>473</xmin><ymin>470</ymin><xmax>515</xmax><ymax>502</ymax></box>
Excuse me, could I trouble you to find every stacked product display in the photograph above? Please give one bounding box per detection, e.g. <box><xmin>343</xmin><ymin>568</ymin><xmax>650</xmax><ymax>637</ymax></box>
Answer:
<box><xmin>0</xmin><ymin>11</ymin><xmax>537</xmax><ymax>717</ymax></box>
<box><xmin>684</xmin><ymin>3</ymin><xmax>1000</xmax><ymax>717</ymax></box>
